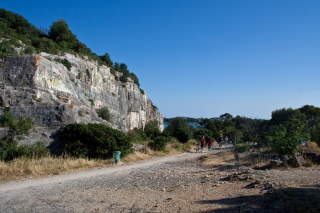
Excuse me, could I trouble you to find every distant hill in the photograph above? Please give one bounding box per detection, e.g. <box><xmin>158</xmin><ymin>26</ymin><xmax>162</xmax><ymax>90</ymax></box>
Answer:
<box><xmin>164</xmin><ymin>117</ymin><xmax>221</xmax><ymax>123</ymax></box>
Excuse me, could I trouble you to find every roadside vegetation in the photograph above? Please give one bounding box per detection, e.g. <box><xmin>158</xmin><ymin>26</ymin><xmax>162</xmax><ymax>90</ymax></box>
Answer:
<box><xmin>164</xmin><ymin>105</ymin><xmax>320</xmax><ymax>156</ymax></box>
<box><xmin>0</xmin><ymin>110</ymin><xmax>196</xmax><ymax>183</ymax></box>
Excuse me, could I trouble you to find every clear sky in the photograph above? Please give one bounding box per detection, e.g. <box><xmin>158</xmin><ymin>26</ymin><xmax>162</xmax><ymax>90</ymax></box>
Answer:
<box><xmin>2</xmin><ymin>0</ymin><xmax>320</xmax><ymax>119</ymax></box>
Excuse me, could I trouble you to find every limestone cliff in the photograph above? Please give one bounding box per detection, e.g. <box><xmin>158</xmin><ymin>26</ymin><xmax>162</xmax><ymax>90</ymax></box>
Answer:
<box><xmin>0</xmin><ymin>53</ymin><xmax>163</xmax><ymax>145</ymax></box>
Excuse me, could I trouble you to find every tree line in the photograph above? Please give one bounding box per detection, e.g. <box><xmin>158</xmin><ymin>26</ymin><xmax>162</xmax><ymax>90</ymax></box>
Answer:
<box><xmin>137</xmin><ymin>105</ymin><xmax>320</xmax><ymax>155</ymax></box>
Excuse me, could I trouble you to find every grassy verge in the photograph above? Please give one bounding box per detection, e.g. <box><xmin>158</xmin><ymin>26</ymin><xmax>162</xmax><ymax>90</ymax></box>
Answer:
<box><xmin>123</xmin><ymin>139</ymin><xmax>197</xmax><ymax>163</ymax></box>
<box><xmin>0</xmin><ymin>156</ymin><xmax>113</xmax><ymax>184</ymax></box>
<box><xmin>198</xmin><ymin>150</ymin><xmax>236</xmax><ymax>167</ymax></box>
<box><xmin>0</xmin><ymin>140</ymin><xmax>197</xmax><ymax>184</ymax></box>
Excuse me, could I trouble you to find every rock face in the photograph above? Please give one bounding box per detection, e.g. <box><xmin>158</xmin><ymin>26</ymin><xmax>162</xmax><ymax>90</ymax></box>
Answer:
<box><xmin>0</xmin><ymin>53</ymin><xmax>163</xmax><ymax>145</ymax></box>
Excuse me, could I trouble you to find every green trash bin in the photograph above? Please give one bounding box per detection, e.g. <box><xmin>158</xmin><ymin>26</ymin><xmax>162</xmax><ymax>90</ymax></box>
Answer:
<box><xmin>113</xmin><ymin>151</ymin><xmax>121</xmax><ymax>164</ymax></box>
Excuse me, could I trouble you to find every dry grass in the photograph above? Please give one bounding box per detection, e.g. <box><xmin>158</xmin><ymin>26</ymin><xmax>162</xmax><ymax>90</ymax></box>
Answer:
<box><xmin>251</xmin><ymin>160</ymin><xmax>270</xmax><ymax>170</ymax></box>
<box><xmin>0</xmin><ymin>140</ymin><xmax>198</xmax><ymax>184</ymax></box>
<box><xmin>304</xmin><ymin>141</ymin><xmax>320</xmax><ymax>152</ymax></box>
<box><xmin>199</xmin><ymin>150</ymin><xmax>236</xmax><ymax>167</ymax></box>
<box><xmin>0</xmin><ymin>156</ymin><xmax>112</xmax><ymax>184</ymax></box>
<box><xmin>122</xmin><ymin>147</ymin><xmax>159</xmax><ymax>163</ymax></box>
<box><xmin>122</xmin><ymin>140</ymin><xmax>197</xmax><ymax>163</ymax></box>
<box><xmin>213</xmin><ymin>141</ymin><xmax>220</xmax><ymax>148</ymax></box>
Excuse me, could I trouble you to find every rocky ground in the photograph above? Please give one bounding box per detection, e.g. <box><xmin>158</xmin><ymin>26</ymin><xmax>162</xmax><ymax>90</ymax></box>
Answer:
<box><xmin>0</xmin><ymin>145</ymin><xmax>320</xmax><ymax>213</ymax></box>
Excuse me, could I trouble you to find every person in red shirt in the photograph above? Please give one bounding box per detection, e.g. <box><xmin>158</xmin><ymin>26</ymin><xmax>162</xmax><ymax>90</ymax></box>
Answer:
<box><xmin>200</xmin><ymin>135</ymin><xmax>206</xmax><ymax>153</ymax></box>
<box><xmin>207</xmin><ymin>138</ymin><xmax>213</xmax><ymax>151</ymax></box>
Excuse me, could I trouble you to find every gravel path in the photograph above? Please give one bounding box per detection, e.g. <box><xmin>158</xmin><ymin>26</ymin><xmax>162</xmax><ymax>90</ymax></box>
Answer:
<box><xmin>1</xmin><ymin>144</ymin><xmax>320</xmax><ymax>213</ymax></box>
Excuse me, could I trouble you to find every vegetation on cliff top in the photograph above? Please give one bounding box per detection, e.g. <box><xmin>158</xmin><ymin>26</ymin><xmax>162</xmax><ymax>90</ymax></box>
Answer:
<box><xmin>0</xmin><ymin>8</ymin><xmax>140</xmax><ymax>87</ymax></box>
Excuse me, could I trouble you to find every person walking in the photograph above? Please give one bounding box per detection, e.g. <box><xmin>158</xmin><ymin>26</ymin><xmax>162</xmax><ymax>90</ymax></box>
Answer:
<box><xmin>207</xmin><ymin>138</ymin><xmax>213</xmax><ymax>151</ymax></box>
<box><xmin>200</xmin><ymin>135</ymin><xmax>206</xmax><ymax>153</ymax></box>
<box><xmin>232</xmin><ymin>136</ymin><xmax>236</xmax><ymax>143</ymax></box>
<box><xmin>218</xmin><ymin>134</ymin><xmax>223</xmax><ymax>149</ymax></box>
<box><xmin>225</xmin><ymin>136</ymin><xmax>229</xmax><ymax>144</ymax></box>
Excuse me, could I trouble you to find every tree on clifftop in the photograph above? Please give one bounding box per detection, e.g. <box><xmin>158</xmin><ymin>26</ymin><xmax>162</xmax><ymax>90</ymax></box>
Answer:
<box><xmin>99</xmin><ymin>53</ymin><xmax>113</xmax><ymax>67</ymax></box>
<box><xmin>48</xmin><ymin>19</ymin><xmax>78</xmax><ymax>50</ymax></box>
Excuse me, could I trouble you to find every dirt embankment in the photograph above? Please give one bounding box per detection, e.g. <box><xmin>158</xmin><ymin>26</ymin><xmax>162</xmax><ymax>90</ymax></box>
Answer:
<box><xmin>0</xmin><ymin>146</ymin><xmax>320</xmax><ymax>213</ymax></box>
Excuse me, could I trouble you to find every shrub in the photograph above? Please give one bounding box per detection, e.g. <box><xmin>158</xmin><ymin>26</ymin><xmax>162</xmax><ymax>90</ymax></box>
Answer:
<box><xmin>148</xmin><ymin>136</ymin><xmax>168</xmax><ymax>151</ymax></box>
<box><xmin>54</xmin><ymin>58</ymin><xmax>72</xmax><ymax>71</ymax></box>
<box><xmin>305</xmin><ymin>142</ymin><xmax>319</xmax><ymax>151</ymax></box>
<box><xmin>193</xmin><ymin>128</ymin><xmax>214</xmax><ymax>141</ymax></box>
<box><xmin>15</xmin><ymin>142</ymin><xmax>49</xmax><ymax>158</ymax></box>
<box><xmin>305</xmin><ymin>159</ymin><xmax>314</xmax><ymax>167</ymax></box>
<box><xmin>265</xmin><ymin>123</ymin><xmax>308</xmax><ymax>156</ymax></box>
<box><xmin>61</xmin><ymin>58</ymin><xmax>72</xmax><ymax>71</ymax></box>
<box><xmin>171</xmin><ymin>140</ymin><xmax>182</xmax><ymax>150</ymax></box>
<box><xmin>0</xmin><ymin>111</ymin><xmax>33</xmax><ymax>142</ymax></box>
<box><xmin>127</xmin><ymin>128</ymin><xmax>147</xmax><ymax>142</ymax></box>
<box><xmin>32</xmin><ymin>95</ymin><xmax>42</xmax><ymax>102</ymax></box>
<box><xmin>234</xmin><ymin>143</ymin><xmax>251</xmax><ymax>153</ymax></box>
<box><xmin>88</xmin><ymin>99</ymin><xmax>94</xmax><ymax>106</ymax></box>
<box><xmin>78</xmin><ymin>110</ymin><xmax>84</xmax><ymax>117</ymax></box>
<box><xmin>163</xmin><ymin>117</ymin><xmax>193</xmax><ymax>143</ymax></box>
<box><xmin>0</xmin><ymin>141</ymin><xmax>49</xmax><ymax>161</ymax></box>
<box><xmin>144</xmin><ymin>120</ymin><xmax>161</xmax><ymax>140</ymax></box>
<box><xmin>24</xmin><ymin>46</ymin><xmax>34</xmax><ymax>55</ymax></box>
<box><xmin>0</xmin><ymin>140</ymin><xmax>14</xmax><ymax>161</ymax></box>
<box><xmin>96</xmin><ymin>106</ymin><xmax>111</xmax><ymax>121</ymax></box>
<box><xmin>60</xmin><ymin>123</ymin><xmax>133</xmax><ymax>159</ymax></box>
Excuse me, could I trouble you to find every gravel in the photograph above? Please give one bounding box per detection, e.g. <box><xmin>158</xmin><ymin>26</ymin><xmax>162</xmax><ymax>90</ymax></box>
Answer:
<box><xmin>1</xmin><ymin>147</ymin><xmax>320</xmax><ymax>213</ymax></box>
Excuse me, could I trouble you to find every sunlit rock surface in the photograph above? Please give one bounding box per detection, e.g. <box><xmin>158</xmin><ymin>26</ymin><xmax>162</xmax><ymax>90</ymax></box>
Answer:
<box><xmin>0</xmin><ymin>53</ymin><xmax>163</xmax><ymax>146</ymax></box>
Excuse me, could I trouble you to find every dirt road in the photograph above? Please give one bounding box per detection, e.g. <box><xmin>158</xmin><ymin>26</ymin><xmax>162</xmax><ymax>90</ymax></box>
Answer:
<box><xmin>1</xmin><ymin>144</ymin><xmax>320</xmax><ymax>213</ymax></box>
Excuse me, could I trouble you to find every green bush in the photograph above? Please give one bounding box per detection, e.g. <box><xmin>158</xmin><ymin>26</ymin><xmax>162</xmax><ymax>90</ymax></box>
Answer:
<box><xmin>0</xmin><ymin>140</ymin><xmax>13</xmax><ymax>160</ymax></box>
<box><xmin>127</xmin><ymin>128</ymin><xmax>147</xmax><ymax>142</ymax></box>
<box><xmin>15</xmin><ymin>142</ymin><xmax>49</xmax><ymax>158</ymax></box>
<box><xmin>144</xmin><ymin>120</ymin><xmax>161</xmax><ymax>140</ymax></box>
<box><xmin>54</xmin><ymin>58</ymin><xmax>72</xmax><ymax>71</ymax></box>
<box><xmin>234</xmin><ymin>143</ymin><xmax>251</xmax><ymax>153</ymax></box>
<box><xmin>96</xmin><ymin>107</ymin><xmax>111</xmax><ymax>121</ymax></box>
<box><xmin>88</xmin><ymin>99</ymin><xmax>94</xmax><ymax>106</ymax></box>
<box><xmin>193</xmin><ymin>128</ymin><xmax>213</xmax><ymax>141</ymax></box>
<box><xmin>61</xmin><ymin>58</ymin><xmax>72</xmax><ymax>71</ymax></box>
<box><xmin>60</xmin><ymin>123</ymin><xmax>133</xmax><ymax>159</ymax></box>
<box><xmin>163</xmin><ymin>117</ymin><xmax>193</xmax><ymax>143</ymax></box>
<box><xmin>24</xmin><ymin>46</ymin><xmax>34</xmax><ymax>55</ymax></box>
<box><xmin>265</xmin><ymin>123</ymin><xmax>308</xmax><ymax>156</ymax></box>
<box><xmin>148</xmin><ymin>136</ymin><xmax>168</xmax><ymax>151</ymax></box>
<box><xmin>0</xmin><ymin>111</ymin><xmax>33</xmax><ymax>142</ymax></box>
<box><xmin>0</xmin><ymin>141</ymin><xmax>49</xmax><ymax>161</ymax></box>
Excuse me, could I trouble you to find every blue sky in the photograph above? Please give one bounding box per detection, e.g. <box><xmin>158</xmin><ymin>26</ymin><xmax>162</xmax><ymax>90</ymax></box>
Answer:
<box><xmin>2</xmin><ymin>0</ymin><xmax>320</xmax><ymax>119</ymax></box>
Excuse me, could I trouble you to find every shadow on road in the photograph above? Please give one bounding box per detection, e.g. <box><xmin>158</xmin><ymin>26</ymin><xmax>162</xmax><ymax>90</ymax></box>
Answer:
<box><xmin>195</xmin><ymin>186</ymin><xmax>320</xmax><ymax>213</ymax></box>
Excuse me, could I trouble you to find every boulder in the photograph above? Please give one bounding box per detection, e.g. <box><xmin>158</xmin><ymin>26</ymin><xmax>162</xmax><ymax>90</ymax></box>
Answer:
<box><xmin>234</xmin><ymin>152</ymin><xmax>250</xmax><ymax>160</ymax></box>
<box><xmin>261</xmin><ymin>153</ymin><xmax>279</xmax><ymax>160</ymax></box>
<box><xmin>280</xmin><ymin>155</ymin><xmax>289</xmax><ymax>168</ymax></box>
<box><xmin>270</xmin><ymin>160</ymin><xmax>283</xmax><ymax>168</ymax></box>
<box><xmin>303</xmin><ymin>152</ymin><xmax>319</xmax><ymax>161</ymax></box>
<box><xmin>316</xmin><ymin>155</ymin><xmax>320</xmax><ymax>164</ymax></box>
<box><xmin>133</xmin><ymin>143</ymin><xmax>145</xmax><ymax>151</ymax></box>
<box><xmin>289</xmin><ymin>155</ymin><xmax>305</xmax><ymax>167</ymax></box>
